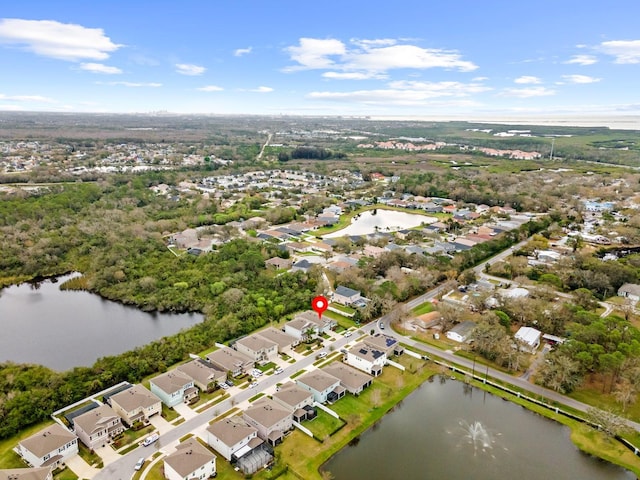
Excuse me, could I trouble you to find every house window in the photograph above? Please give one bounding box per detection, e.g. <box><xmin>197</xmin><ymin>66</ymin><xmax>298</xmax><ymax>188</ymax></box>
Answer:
<box><xmin>43</xmin><ymin>454</ymin><xmax>50</xmax><ymax>461</ymax></box>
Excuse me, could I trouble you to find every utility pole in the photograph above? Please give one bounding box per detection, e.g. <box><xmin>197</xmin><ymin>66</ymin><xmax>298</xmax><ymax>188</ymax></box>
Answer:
<box><xmin>549</xmin><ymin>138</ymin><xmax>555</xmax><ymax>161</ymax></box>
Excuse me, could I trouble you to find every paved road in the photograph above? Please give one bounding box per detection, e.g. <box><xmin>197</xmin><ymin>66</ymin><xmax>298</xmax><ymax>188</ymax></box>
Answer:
<box><xmin>94</xmin><ymin>333</ymin><xmax>357</xmax><ymax>480</ymax></box>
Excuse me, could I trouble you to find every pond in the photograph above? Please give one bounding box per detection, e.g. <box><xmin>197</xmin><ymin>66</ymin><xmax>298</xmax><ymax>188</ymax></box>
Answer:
<box><xmin>323</xmin><ymin>378</ymin><xmax>634</xmax><ymax>480</ymax></box>
<box><xmin>0</xmin><ymin>274</ymin><xmax>203</xmax><ymax>371</ymax></box>
<box><xmin>323</xmin><ymin>209</ymin><xmax>437</xmax><ymax>238</ymax></box>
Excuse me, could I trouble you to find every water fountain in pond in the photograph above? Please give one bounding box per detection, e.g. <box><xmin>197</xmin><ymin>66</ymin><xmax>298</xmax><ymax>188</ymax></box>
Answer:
<box><xmin>461</xmin><ymin>421</ymin><xmax>495</xmax><ymax>454</ymax></box>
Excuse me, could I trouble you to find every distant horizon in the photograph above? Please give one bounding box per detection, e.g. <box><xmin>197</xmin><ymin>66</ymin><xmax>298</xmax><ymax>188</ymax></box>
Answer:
<box><xmin>1</xmin><ymin>1</ymin><xmax>639</xmax><ymax>118</ymax></box>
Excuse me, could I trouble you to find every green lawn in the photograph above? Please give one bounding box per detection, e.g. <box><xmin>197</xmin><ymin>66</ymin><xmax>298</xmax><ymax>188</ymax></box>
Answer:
<box><xmin>112</xmin><ymin>424</ymin><xmax>154</xmax><ymax>450</ymax></box>
<box><xmin>53</xmin><ymin>467</ymin><xmax>79</xmax><ymax>480</ymax></box>
<box><xmin>190</xmin><ymin>388</ymin><xmax>227</xmax><ymax>409</ymax></box>
<box><xmin>78</xmin><ymin>442</ymin><xmax>101</xmax><ymax>467</ymax></box>
<box><xmin>0</xmin><ymin>420</ymin><xmax>57</xmax><ymax>469</ymax></box>
<box><xmin>329</xmin><ymin>303</ymin><xmax>356</xmax><ymax>315</ymax></box>
<box><xmin>411</xmin><ymin>301</ymin><xmax>435</xmax><ymax>316</ymax></box>
<box><xmin>304</xmin><ymin>410</ymin><xmax>345</xmax><ymax>441</ymax></box>
<box><xmin>161</xmin><ymin>404</ymin><xmax>180</xmax><ymax>422</ymax></box>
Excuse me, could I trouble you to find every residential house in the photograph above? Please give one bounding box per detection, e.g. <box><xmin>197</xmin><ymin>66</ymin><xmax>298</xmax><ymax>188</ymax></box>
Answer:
<box><xmin>206</xmin><ymin>417</ymin><xmax>260</xmax><ymax>462</ymax></box>
<box><xmin>206</xmin><ymin>348</ymin><xmax>254</xmax><ymax>377</ymax></box>
<box><xmin>333</xmin><ymin>286</ymin><xmax>361</xmax><ymax>306</ymax></box>
<box><xmin>163</xmin><ymin>437</ymin><xmax>216</xmax><ymax>480</ymax></box>
<box><xmin>515</xmin><ymin>327</ymin><xmax>541</xmax><ymax>353</ymax></box>
<box><xmin>255</xmin><ymin>327</ymin><xmax>298</xmax><ymax>352</ymax></box>
<box><xmin>446</xmin><ymin>321</ymin><xmax>477</xmax><ymax>343</ymax></box>
<box><xmin>363</xmin><ymin>245</ymin><xmax>386</xmax><ymax>258</ymax></box>
<box><xmin>177</xmin><ymin>359</ymin><xmax>226</xmax><ymax>393</ymax></box>
<box><xmin>108</xmin><ymin>384</ymin><xmax>162</xmax><ymax>427</ymax></box>
<box><xmin>284</xmin><ymin>311</ymin><xmax>336</xmax><ymax>341</ymax></box>
<box><xmin>243</xmin><ymin>398</ymin><xmax>293</xmax><ymax>446</ymax></box>
<box><xmin>363</xmin><ymin>334</ymin><xmax>404</xmax><ymax>357</ymax></box>
<box><xmin>150</xmin><ymin>370</ymin><xmax>197</xmax><ymax>407</ymax></box>
<box><xmin>296</xmin><ymin>370</ymin><xmax>345</xmax><ymax>404</ymax></box>
<box><xmin>234</xmin><ymin>334</ymin><xmax>278</xmax><ymax>365</ymax></box>
<box><xmin>344</xmin><ymin>342</ymin><xmax>386</xmax><ymax>376</ymax></box>
<box><xmin>15</xmin><ymin>424</ymin><xmax>78</xmax><ymax>469</ymax></box>
<box><xmin>618</xmin><ymin>283</ymin><xmax>640</xmax><ymax>302</ymax></box>
<box><xmin>73</xmin><ymin>404</ymin><xmax>124</xmax><ymax>449</ymax></box>
<box><xmin>272</xmin><ymin>382</ymin><xmax>315</xmax><ymax>422</ymax></box>
<box><xmin>0</xmin><ymin>467</ymin><xmax>53</xmax><ymax>480</ymax></box>
<box><xmin>290</xmin><ymin>259</ymin><xmax>313</xmax><ymax>273</ymax></box>
<box><xmin>323</xmin><ymin>363</ymin><xmax>373</xmax><ymax>396</ymax></box>
<box><xmin>265</xmin><ymin>257</ymin><xmax>293</xmax><ymax>270</ymax></box>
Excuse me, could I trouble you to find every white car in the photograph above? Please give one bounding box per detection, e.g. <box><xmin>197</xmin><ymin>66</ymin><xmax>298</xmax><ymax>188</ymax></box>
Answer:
<box><xmin>219</xmin><ymin>382</ymin><xmax>229</xmax><ymax>390</ymax></box>
<box><xmin>274</xmin><ymin>367</ymin><xmax>283</xmax><ymax>374</ymax></box>
<box><xmin>317</xmin><ymin>351</ymin><xmax>327</xmax><ymax>359</ymax></box>
<box><xmin>142</xmin><ymin>433</ymin><xmax>159</xmax><ymax>446</ymax></box>
<box><xmin>250</xmin><ymin>381</ymin><xmax>258</xmax><ymax>388</ymax></box>
<box><xmin>251</xmin><ymin>369</ymin><xmax>263</xmax><ymax>377</ymax></box>
<box><xmin>134</xmin><ymin>457</ymin><xmax>145</xmax><ymax>471</ymax></box>
<box><xmin>344</xmin><ymin>331</ymin><xmax>352</xmax><ymax>337</ymax></box>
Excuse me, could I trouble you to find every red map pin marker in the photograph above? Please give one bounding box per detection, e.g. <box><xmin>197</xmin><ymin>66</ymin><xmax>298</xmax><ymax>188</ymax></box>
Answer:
<box><xmin>312</xmin><ymin>295</ymin><xmax>329</xmax><ymax>319</ymax></box>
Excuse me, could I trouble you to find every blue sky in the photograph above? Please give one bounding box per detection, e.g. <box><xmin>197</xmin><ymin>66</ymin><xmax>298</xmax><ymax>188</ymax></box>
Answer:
<box><xmin>1</xmin><ymin>1</ymin><xmax>640</xmax><ymax>118</ymax></box>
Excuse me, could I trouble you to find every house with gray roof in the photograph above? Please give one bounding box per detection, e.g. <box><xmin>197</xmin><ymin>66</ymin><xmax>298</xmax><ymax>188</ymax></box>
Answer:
<box><xmin>206</xmin><ymin>417</ymin><xmax>260</xmax><ymax>462</ymax></box>
<box><xmin>344</xmin><ymin>342</ymin><xmax>386</xmax><ymax>376</ymax></box>
<box><xmin>15</xmin><ymin>424</ymin><xmax>78</xmax><ymax>469</ymax></box>
<box><xmin>296</xmin><ymin>370</ymin><xmax>345</xmax><ymax>404</ymax></box>
<box><xmin>446</xmin><ymin>321</ymin><xmax>477</xmax><ymax>343</ymax></box>
<box><xmin>363</xmin><ymin>334</ymin><xmax>404</xmax><ymax>357</ymax></box>
<box><xmin>243</xmin><ymin>397</ymin><xmax>293</xmax><ymax>446</ymax></box>
<box><xmin>108</xmin><ymin>384</ymin><xmax>161</xmax><ymax>427</ymax></box>
<box><xmin>234</xmin><ymin>334</ymin><xmax>278</xmax><ymax>365</ymax></box>
<box><xmin>272</xmin><ymin>382</ymin><xmax>315</xmax><ymax>422</ymax></box>
<box><xmin>177</xmin><ymin>359</ymin><xmax>226</xmax><ymax>392</ymax></box>
<box><xmin>163</xmin><ymin>437</ymin><xmax>216</xmax><ymax>480</ymax></box>
<box><xmin>0</xmin><ymin>467</ymin><xmax>53</xmax><ymax>480</ymax></box>
<box><xmin>255</xmin><ymin>327</ymin><xmax>298</xmax><ymax>352</ymax></box>
<box><xmin>150</xmin><ymin>369</ymin><xmax>196</xmax><ymax>407</ymax></box>
<box><xmin>284</xmin><ymin>311</ymin><xmax>336</xmax><ymax>341</ymax></box>
<box><xmin>73</xmin><ymin>404</ymin><xmax>124</xmax><ymax>449</ymax></box>
<box><xmin>206</xmin><ymin>347</ymin><xmax>254</xmax><ymax>377</ymax></box>
<box><xmin>323</xmin><ymin>363</ymin><xmax>373</xmax><ymax>396</ymax></box>
<box><xmin>333</xmin><ymin>285</ymin><xmax>361</xmax><ymax>306</ymax></box>
<box><xmin>618</xmin><ymin>283</ymin><xmax>640</xmax><ymax>302</ymax></box>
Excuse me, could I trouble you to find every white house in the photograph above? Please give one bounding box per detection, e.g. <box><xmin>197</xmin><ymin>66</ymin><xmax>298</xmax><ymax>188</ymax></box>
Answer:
<box><xmin>618</xmin><ymin>283</ymin><xmax>640</xmax><ymax>303</ymax></box>
<box><xmin>0</xmin><ymin>467</ymin><xmax>53</xmax><ymax>480</ymax></box>
<box><xmin>163</xmin><ymin>437</ymin><xmax>216</xmax><ymax>480</ymax></box>
<box><xmin>446</xmin><ymin>321</ymin><xmax>477</xmax><ymax>343</ymax></box>
<box><xmin>344</xmin><ymin>342</ymin><xmax>386</xmax><ymax>376</ymax></box>
<box><xmin>243</xmin><ymin>398</ymin><xmax>293</xmax><ymax>446</ymax></box>
<box><xmin>333</xmin><ymin>285</ymin><xmax>361</xmax><ymax>306</ymax></box>
<box><xmin>515</xmin><ymin>326</ymin><xmax>541</xmax><ymax>353</ymax></box>
<box><xmin>296</xmin><ymin>370</ymin><xmax>345</xmax><ymax>404</ymax></box>
<box><xmin>206</xmin><ymin>417</ymin><xmax>259</xmax><ymax>462</ymax></box>
<box><xmin>150</xmin><ymin>370</ymin><xmax>196</xmax><ymax>407</ymax></box>
<box><xmin>15</xmin><ymin>424</ymin><xmax>78</xmax><ymax>469</ymax></box>
<box><xmin>284</xmin><ymin>311</ymin><xmax>336</xmax><ymax>341</ymax></box>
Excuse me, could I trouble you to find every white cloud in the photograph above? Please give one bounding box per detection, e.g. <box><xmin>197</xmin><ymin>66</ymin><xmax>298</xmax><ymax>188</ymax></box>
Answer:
<box><xmin>472</xmin><ymin>76</ymin><xmax>489</xmax><ymax>82</ymax></box>
<box><xmin>501</xmin><ymin>86</ymin><xmax>556</xmax><ymax>98</ymax></box>
<box><xmin>565</xmin><ymin>54</ymin><xmax>598</xmax><ymax>66</ymax></box>
<box><xmin>250</xmin><ymin>86</ymin><xmax>273</xmax><ymax>93</ymax></box>
<box><xmin>0</xmin><ymin>93</ymin><xmax>55</xmax><ymax>102</ymax></box>
<box><xmin>197</xmin><ymin>85</ymin><xmax>224</xmax><ymax>92</ymax></box>
<box><xmin>175</xmin><ymin>63</ymin><xmax>206</xmax><ymax>75</ymax></box>
<box><xmin>284</xmin><ymin>38</ymin><xmax>346</xmax><ymax>71</ymax></box>
<box><xmin>234</xmin><ymin>47</ymin><xmax>252</xmax><ymax>57</ymax></box>
<box><xmin>599</xmin><ymin>40</ymin><xmax>640</xmax><ymax>64</ymax></box>
<box><xmin>285</xmin><ymin>37</ymin><xmax>477</xmax><ymax>75</ymax></box>
<box><xmin>561</xmin><ymin>74</ymin><xmax>601</xmax><ymax>84</ymax></box>
<box><xmin>80</xmin><ymin>63</ymin><xmax>122</xmax><ymax>74</ymax></box>
<box><xmin>0</xmin><ymin>18</ymin><xmax>121</xmax><ymax>61</ymax></box>
<box><xmin>514</xmin><ymin>76</ymin><xmax>542</xmax><ymax>84</ymax></box>
<box><xmin>102</xmin><ymin>81</ymin><xmax>162</xmax><ymax>87</ymax></box>
<box><xmin>307</xmin><ymin>80</ymin><xmax>489</xmax><ymax>106</ymax></box>
<box><xmin>322</xmin><ymin>71</ymin><xmax>386</xmax><ymax>80</ymax></box>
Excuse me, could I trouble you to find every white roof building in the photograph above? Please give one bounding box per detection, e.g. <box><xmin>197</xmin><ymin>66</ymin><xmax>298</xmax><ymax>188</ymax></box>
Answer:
<box><xmin>515</xmin><ymin>326</ymin><xmax>541</xmax><ymax>353</ymax></box>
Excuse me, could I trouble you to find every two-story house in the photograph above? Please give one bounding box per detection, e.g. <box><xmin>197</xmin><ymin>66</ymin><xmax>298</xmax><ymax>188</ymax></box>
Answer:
<box><xmin>296</xmin><ymin>370</ymin><xmax>345</xmax><ymax>404</ymax></box>
<box><xmin>150</xmin><ymin>370</ymin><xmax>197</xmax><ymax>407</ymax></box>
<box><xmin>242</xmin><ymin>398</ymin><xmax>293</xmax><ymax>446</ymax></box>
<box><xmin>108</xmin><ymin>384</ymin><xmax>162</xmax><ymax>427</ymax></box>
<box><xmin>333</xmin><ymin>285</ymin><xmax>362</xmax><ymax>306</ymax></box>
<box><xmin>0</xmin><ymin>467</ymin><xmax>53</xmax><ymax>480</ymax></box>
<box><xmin>272</xmin><ymin>382</ymin><xmax>316</xmax><ymax>422</ymax></box>
<box><xmin>177</xmin><ymin>358</ymin><xmax>226</xmax><ymax>393</ymax></box>
<box><xmin>73</xmin><ymin>404</ymin><xmax>124</xmax><ymax>449</ymax></box>
<box><xmin>234</xmin><ymin>334</ymin><xmax>278</xmax><ymax>365</ymax></box>
<box><xmin>254</xmin><ymin>327</ymin><xmax>298</xmax><ymax>353</ymax></box>
<box><xmin>163</xmin><ymin>437</ymin><xmax>216</xmax><ymax>480</ymax></box>
<box><xmin>206</xmin><ymin>417</ymin><xmax>260</xmax><ymax>462</ymax></box>
<box><xmin>284</xmin><ymin>311</ymin><xmax>336</xmax><ymax>342</ymax></box>
<box><xmin>323</xmin><ymin>363</ymin><xmax>373</xmax><ymax>396</ymax></box>
<box><xmin>344</xmin><ymin>342</ymin><xmax>386</xmax><ymax>376</ymax></box>
<box><xmin>206</xmin><ymin>347</ymin><xmax>254</xmax><ymax>378</ymax></box>
<box><xmin>15</xmin><ymin>424</ymin><xmax>78</xmax><ymax>469</ymax></box>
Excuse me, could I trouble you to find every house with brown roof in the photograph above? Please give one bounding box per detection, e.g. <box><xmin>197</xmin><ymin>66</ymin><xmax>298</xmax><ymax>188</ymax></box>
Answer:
<box><xmin>344</xmin><ymin>342</ymin><xmax>386</xmax><ymax>376</ymax></box>
<box><xmin>284</xmin><ymin>311</ymin><xmax>336</xmax><ymax>341</ymax></box>
<box><xmin>272</xmin><ymin>382</ymin><xmax>315</xmax><ymax>422</ymax></box>
<box><xmin>150</xmin><ymin>370</ymin><xmax>196</xmax><ymax>407</ymax></box>
<box><xmin>234</xmin><ymin>334</ymin><xmax>278</xmax><ymax>365</ymax></box>
<box><xmin>177</xmin><ymin>359</ymin><xmax>226</xmax><ymax>392</ymax></box>
<box><xmin>265</xmin><ymin>257</ymin><xmax>293</xmax><ymax>270</ymax></box>
<box><xmin>0</xmin><ymin>467</ymin><xmax>53</xmax><ymax>480</ymax></box>
<box><xmin>206</xmin><ymin>347</ymin><xmax>254</xmax><ymax>377</ymax></box>
<box><xmin>255</xmin><ymin>327</ymin><xmax>298</xmax><ymax>352</ymax></box>
<box><xmin>73</xmin><ymin>404</ymin><xmax>124</xmax><ymax>449</ymax></box>
<box><xmin>243</xmin><ymin>398</ymin><xmax>293</xmax><ymax>446</ymax></box>
<box><xmin>296</xmin><ymin>370</ymin><xmax>345</xmax><ymax>404</ymax></box>
<box><xmin>163</xmin><ymin>437</ymin><xmax>216</xmax><ymax>480</ymax></box>
<box><xmin>206</xmin><ymin>417</ymin><xmax>260</xmax><ymax>462</ymax></box>
<box><xmin>15</xmin><ymin>424</ymin><xmax>78</xmax><ymax>469</ymax></box>
<box><xmin>108</xmin><ymin>384</ymin><xmax>161</xmax><ymax>427</ymax></box>
<box><xmin>323</xmin><ymin>363</ymin><xmax>373</xmax><ymax>396</ymax></box>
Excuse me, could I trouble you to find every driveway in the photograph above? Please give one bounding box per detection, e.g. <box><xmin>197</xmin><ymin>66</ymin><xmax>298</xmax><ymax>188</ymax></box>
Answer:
<box><xmin>66</xmin><ymin>454</ymin><xmax>100</xmax><ymax>479</ymax></box>
<box><xmin>148</xmin><ymin>413</ymin><xmax>173</xmax><ymax>434</ymax></box>
<box><xmin>173</xmin><ymin>401</ymin><xmax>197</xmax><ymax>421</ymax></box>
<box><xmin>95</xmin><ymin>444</ymin><xmax>121</xmax><ymax>465</ymax></box>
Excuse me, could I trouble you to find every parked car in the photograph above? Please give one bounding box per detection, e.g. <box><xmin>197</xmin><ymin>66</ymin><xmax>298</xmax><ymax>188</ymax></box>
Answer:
<box><xmin>274</xmin><ymin>367</ymin><xmax>283</xmax><ymax>374</ymax></box>
<box><xmin>142</xmin><ymin>433</ymin><xmax>159</xmax><ymax>446</ymax></box>
<box><xmin>219</xmin><ymin>382</ymin><xmax>229</xmax><ymax>390</ymax></box>
<box><xmin>134</xmin><ymin>457</ymin><xmax>145</xmax><ymax>471</ymax></box>
<box><xmin>344</xmin><ymin>330</ymin><xmax>352</xmax><ymax>337</ymax></box>
<box><xmin>225</xmin><ymin>379</ymin><xmax>235</xmax><ymax>387</ymax></box>
<box><xmin>250</xmin><ymin>381</ymin><xmax>258</xmax><ymax>388</ymax></box>
<box><xmin>317</xmin><ymin>351</ymin><xmax>327</xmax><ymax>359</ymax></box>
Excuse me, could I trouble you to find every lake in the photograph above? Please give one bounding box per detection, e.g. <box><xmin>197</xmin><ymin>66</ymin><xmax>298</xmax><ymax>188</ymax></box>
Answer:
<box><xmin>324</xmin><ymin>209</ymin><xmax>437</xmax><ymax>238</ymax></box>
<box><xmin>0</xmin><ymin>274</ymin><xmax>203</xmax><ymax>371</ymax></box>
<box><xmin>324</xmin><ymin>378</ymin><xmax>634</xmax><ymax>480</ymax></box>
